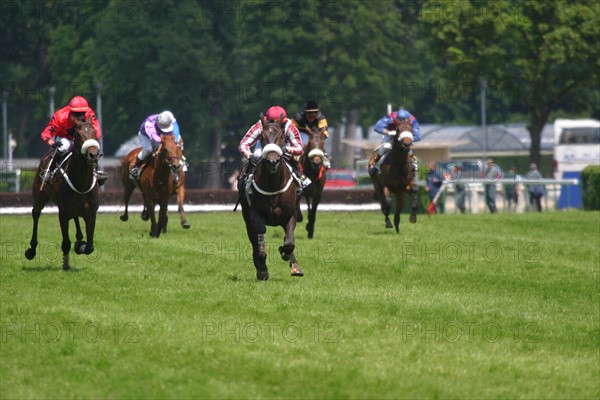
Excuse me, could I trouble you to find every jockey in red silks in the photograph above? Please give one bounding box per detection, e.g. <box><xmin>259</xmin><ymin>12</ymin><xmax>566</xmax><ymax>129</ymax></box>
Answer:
<box><xmin>238</xmin><ymin>105</ymin><xmax>309</xmax><ymax>192</ymax></box>
<box><xmin>370</xmin><ymin>108</ymin><xmax>421</xmax><ymax>178</ymax></box>
<box><xmin>40</xmin><ymin>96</ymin><xmax>108</xmax><ymax>185</ymax></box>
<box><xmin>128</xmin><ymin>111</ymin><xmax>175</xmax><ymax>179</ymax></box>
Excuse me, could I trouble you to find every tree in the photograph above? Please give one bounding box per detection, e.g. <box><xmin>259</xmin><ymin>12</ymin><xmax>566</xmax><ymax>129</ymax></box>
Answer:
<box><xmin>421</xmin><ymin>0</ymin><xmax>600</xmax><ymax>167</ymax></box>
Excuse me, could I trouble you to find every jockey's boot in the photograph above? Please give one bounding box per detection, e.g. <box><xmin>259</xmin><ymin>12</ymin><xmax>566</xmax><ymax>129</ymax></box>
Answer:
<box><xmin>181</xmin><ymin>154</ymin><xmax>188</xmax><ymax>172</ymax></box>
<box><xmin>369</xmin><ymin>154</ymin><xmax>382</xmax><ymax>176</ymax></box>
<box><xmin>129</xmin><ymin>157</ymin><xmax>144</xmax><ymax>180</ymax></box>
<box><xmin>290</xmin><ymin>159</ymin><xmax>311</xmax><ymax>194</ymax></box>
<box><xmin>95</xmin><ymin>166</ymin><xmax>108</xmax><ymax>186</ymax></box>
<box><xmin>323</xmin><ymin>154</ymin><xmax>332</xmax><ymax>169</ymax></box>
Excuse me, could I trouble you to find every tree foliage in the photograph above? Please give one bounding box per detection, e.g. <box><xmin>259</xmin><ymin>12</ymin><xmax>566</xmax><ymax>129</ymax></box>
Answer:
<box><xmin>1</xmin><ymin>0</ymin><xmax>598</xmax><ymax>185</ymax></box>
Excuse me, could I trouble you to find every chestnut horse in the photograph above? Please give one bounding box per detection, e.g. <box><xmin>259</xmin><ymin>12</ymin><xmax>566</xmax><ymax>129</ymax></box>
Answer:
<box><xmin>25</xmin><ymin>118</ymin><xmax>101</xmax><ymax>270</ymax></box>
<box><xmin>297</xmin><ymin>125</ymin><xmax>327</xmax><ymax>239</ymax></box>
<box><xmin>368</xmin><ymin>119</ymin><xmax>418</xmax><ymax>233</ymax></box>
<box><xmin>120</xmin><ymin>134</ymin><xmax>181</xmax><ymax>237</ymax></box>
<box><xmin>240</xmin><ymin>113</ymin><xmax>303</xmax><ymax>280</ymax></box>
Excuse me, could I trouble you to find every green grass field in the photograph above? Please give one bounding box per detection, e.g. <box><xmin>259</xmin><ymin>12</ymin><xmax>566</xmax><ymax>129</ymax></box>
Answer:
<box><xmin>1</xmin><ymin>210</ymin><xmax>599</xmax><ymax>399</ymax></box>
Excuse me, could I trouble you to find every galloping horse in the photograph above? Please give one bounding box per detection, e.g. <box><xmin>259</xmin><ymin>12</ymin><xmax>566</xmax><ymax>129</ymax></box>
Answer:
<box><xmin>297</xmin><ymin>125</ymin><xmax>327</xmax><ymax>239</ymax></box>
<box><xmin>25</xmin><ymin>118</ymin><xmax>101</xmax><ymax>270</ymax></box>
<box><xmin>240</xmin><ymin>113</ymin><xmax>303</xmax><ymax>280</ymax></box>
<box><xmin>368</xmin><ymin>119</ymin><xmax>419</xmax><ymax>233</ymax></box>
<box><xmin>120</xmin><ymin>134</ymin><xmax>181</xmax><ymax>237</ymax></box>
<box><xmin>140</xmin><ymin>163</ymin><xmax>190</xmax><ymax>232</ymax></box>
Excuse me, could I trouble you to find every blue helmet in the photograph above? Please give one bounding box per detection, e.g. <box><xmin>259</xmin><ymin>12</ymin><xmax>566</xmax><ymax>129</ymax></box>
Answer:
<box><xmin>397</xmin><ymin>109</ymin><xmax>411</xmax><ymax>119</ymax></box>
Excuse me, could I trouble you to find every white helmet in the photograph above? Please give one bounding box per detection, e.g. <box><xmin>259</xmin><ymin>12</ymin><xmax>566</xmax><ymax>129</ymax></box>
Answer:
<box><xmin>156</xmin><ymin>111</ymin><xmax>174</xmax><ymax>133</ymax></box>
<box><xmin>163</xmin><ymin>110</ymin><xmax>176</xmax><ymax>123</ymax></box>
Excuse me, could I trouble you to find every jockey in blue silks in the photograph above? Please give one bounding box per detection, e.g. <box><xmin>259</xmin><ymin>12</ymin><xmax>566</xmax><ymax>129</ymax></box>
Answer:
<box><xmin>370</xmin><ymin>108</ymin><xmax>421</xmax><ymax>178</ymax></box>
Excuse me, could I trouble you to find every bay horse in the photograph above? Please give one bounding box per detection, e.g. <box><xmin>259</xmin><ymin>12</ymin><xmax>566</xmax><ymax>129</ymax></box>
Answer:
<box><xmin>140</xmin><ymin>162</ymin><xmax>190</xmax><ymax>232</ymax></box>
<box><xmin>297</xmin><ymin>125</ymin><xmax>327</xmax><ymax>239</ymax></box>
<box><xmin>240</xmin><ymin>113</ymin><xmax>303</xmax><ymax>280</ymax></box>
<box><xmin>120</xmin><ymin>134</ymin><xmax>181</xmax><ymax>237</ymax></box>
<box><xmin>25</xmin><ymin>118</ymin><xmax>101</xmax><ymax>270</ymax></box>
<box><xmin>368</xmin><ymin>119</ymin><xmax>419</xmax><ymax>233</ymax></box>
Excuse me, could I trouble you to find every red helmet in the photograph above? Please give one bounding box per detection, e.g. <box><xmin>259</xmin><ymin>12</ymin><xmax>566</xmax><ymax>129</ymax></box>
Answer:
<box><xmin>265</xmin><ymin>106</ymin><xmax>287</xmax><ymax>122</ymax></box>
<box><xmin>69</xmin><ymin>96</ymin><xmax>89</xmax><ymax>112</ymax></box>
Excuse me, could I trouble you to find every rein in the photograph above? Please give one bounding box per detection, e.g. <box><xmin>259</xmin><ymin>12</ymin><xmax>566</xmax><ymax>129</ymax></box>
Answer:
<box><xmin>56</xmin><ymin>153</ymin><xmax>97</xmax><ymax>194</ymax></box>
<box><xmin>251</xmin><ymin>162</ymin><xmax>295</xmax><ymax>195</ymax></box>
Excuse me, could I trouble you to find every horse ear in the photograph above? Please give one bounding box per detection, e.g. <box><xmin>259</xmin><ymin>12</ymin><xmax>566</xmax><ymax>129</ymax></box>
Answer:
<box><xmin>278</xmin><ymin>113</ymin><xmax>284</xmax><ymax>124</ymax></box>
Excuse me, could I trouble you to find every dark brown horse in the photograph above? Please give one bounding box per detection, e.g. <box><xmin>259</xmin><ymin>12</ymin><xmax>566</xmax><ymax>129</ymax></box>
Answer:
<box><xmin>368</xmin><ymin>119</ymin><xmax>418</xmax><ymax>233</ymax></box>
<box><xmin>25</xmin><ymin>118</ymin><xmax>101</xmax><ymax>270</ymax></box>
<box><xmin>240</xmin><ymin>113</ymin><xmax>303</xmax><ymax>280</ymax></box>
<box><xmin>120</xmin><ymin>134</ymin><xmax>181</xmax><ymax>237</ymax></box>
<box><xmin>297</xmin><ymin>125</ymin><xmax>327</xmax><ymax>239</ymax></box>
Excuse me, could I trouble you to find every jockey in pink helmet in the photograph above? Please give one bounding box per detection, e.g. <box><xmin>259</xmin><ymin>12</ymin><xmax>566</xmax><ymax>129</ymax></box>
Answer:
<box><xmin>40</xmin><ymin>96</ymin><xmax>108</xmax><ymax>186</ymax></box>
<box><xmin>238</xmin><ymin>106</ymin><xmax>309</xmax><ymax>192</ymax></box>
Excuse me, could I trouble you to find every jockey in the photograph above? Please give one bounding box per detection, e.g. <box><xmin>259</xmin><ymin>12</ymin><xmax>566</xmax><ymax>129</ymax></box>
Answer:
<box><xmin>291</xmin><ymin>100</ymin><xmax>331</xmax><ymax>169</ymax></box>
<box><xmin>162</xmin><ymin>110</ymin><xmax>188</xmax><ymax>172</ymax></box>
<box><xmin>370</xmin><ymin>108</ymin><xmax>421</xmax><ymax>177</ymax></box>
<box><xmin>238</xmin><ymin>105</ymin><xmax>308</xmax><ymax>192</ymax></box>
<box><xmin>128</xmin><ymin>111</ymin><xmax>176</xmax><ymax>179</ymax></box>
<box><xmin>40</xmin><ymin>96</ymin><xmax>108</xmax><ymax>186</ymax></box>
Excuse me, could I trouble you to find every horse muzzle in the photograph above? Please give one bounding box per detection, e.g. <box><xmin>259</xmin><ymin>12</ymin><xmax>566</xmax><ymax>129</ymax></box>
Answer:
<box><xmin>81</xmin><ymin>139</ymin><xmax>102</xmax><ymax>164</ymax></box>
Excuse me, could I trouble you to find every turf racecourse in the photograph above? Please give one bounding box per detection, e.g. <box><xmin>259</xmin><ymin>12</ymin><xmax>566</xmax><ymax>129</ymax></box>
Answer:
<box><xmin>1</xmin><ymin>210</ymin><xmax>598</xmax><ymax>399</ymax></box>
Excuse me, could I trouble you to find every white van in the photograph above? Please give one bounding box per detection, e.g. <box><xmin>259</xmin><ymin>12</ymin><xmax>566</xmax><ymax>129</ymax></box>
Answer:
<box><xmin>553</xmin><ymin>118</ymin><xmax>600</xmax><ymax>179</ymax></box>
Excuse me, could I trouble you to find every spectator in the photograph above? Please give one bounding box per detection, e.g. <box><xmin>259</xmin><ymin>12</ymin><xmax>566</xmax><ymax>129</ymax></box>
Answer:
<box><xmin>526</xmin><ymin>163</ymin><xmax>544</xmax><ymax>212</ymax></box>
<box><xmin>503</xmin><ymin>165</ymin><xmax>520</xmax><ymax>212</ymax></box>
<box><xmin>425</xmin><ymin>162</ymin><xmax>444</xmax><ymax>214</ymax></box>
<box><xmin>451</xmin><ymin>164</ymin><xmax>467</xmax><ymax>213</ymax></box>
<box><xmin>483</xmin><ymin>159</ymin><xmax>502</xmax><ymax>213</ymax></box>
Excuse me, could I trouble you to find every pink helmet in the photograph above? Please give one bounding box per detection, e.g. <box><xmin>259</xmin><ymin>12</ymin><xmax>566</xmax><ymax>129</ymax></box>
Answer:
<box><xmin>265</xmin><ymin>106</ymin><xmax>287</xmax><ymax>122</ymax></box>
<box><xmin>69</xmin><ymin>96</ymin><xmax>89</xmax><ymax>112</ymax></box>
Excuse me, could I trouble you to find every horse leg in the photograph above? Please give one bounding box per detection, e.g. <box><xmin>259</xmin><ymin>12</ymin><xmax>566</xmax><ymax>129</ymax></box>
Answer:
<box><xmin>296</xmin><ymin>196</ymin><xmax>304</xmax><ymax>223</ymax></box>
<box><xmin>383</xmin><ymin>187</ymin><xmax>393</xmax><ymax>229</ymax></box>
<box><xmin>74</xmin><ymin>218</ymin><xmax>86</xmax><ymax>254</ymax></box>
<box><xmin>120</xmin><ymin>180</ymin><xmax>135</xmax><ymax>222</ymax></box>
<box><xmin>24</xmin><ymin>208</ymin><xmax>42</xmax><ymax>260</ymax></box>
<box><xmin>306</xmin><ymin>196</ymin><xmax>320</xmax><ymax>239</ymax></box>
<box><xmin>156</xmin><ymin>200</ymin><xmax>169</xmax><ymax>237</ymax></box>
<box><xmin>25</xmin><ymin>182</ymin><xmax>49</xmax><ymax>260</ymax></box>
<box><xmin>147</xmin><ymin>202</ymin><xmax>159</xmax><ymax>238</ymax></box>
<box><xmin>58</xmin><ymin>212</ymin><xmax>72</xmax><ymax>270</ymax></box>
<box><xmin>280</xmin><ymin>217</ymin><xmax>303</xmax><ymax>277</ymax></box>
<box><xmin>409</xmin><ymin>184</ymin><xmax>418</xmax><ymax>223</ymax></box>
<box><xmin>82</xmin><ymin>211</ymin><xmax>97</xmax><ymax>255</ymax></box>
<box><xmin>394</xmin><ymin>192</ymin><xmax>406</xmax><ymax>234</ymax></box>
<box><xmin>177</xmin><ymin>184</ymin><xmax>190</xmax><ymax>229</ymax></box>
<box><xmin>141</xmin><ymin>207</ymin><xmax>149</xmax><ymax>221</ymax></box>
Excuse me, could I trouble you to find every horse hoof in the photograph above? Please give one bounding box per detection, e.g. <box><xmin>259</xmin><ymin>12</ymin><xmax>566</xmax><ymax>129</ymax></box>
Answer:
<box><xmin>409</xmin><ymin>215</ymin><xmax>417</xmax><ymax>223</ymax></box>
<box><xmin>84</xmin><ymin>245</ymin><xmax>94</xmax><ymax>255</ymax></box>
<box><xmin>24</xmin><ymin>249</ymin><xmax>36</xmax><ymax>260</ymax></box>
<box><xmin>385</xmin><ymin>221</ymin><xmax>393</xmax><ymax>229</ymax></box>
<box><xmin>182</xmin><ymin>221</ymin><xmax>191</xmax><ymax>229</ymax></box>
<box><xmin>141</xmin><ymin>210</ymin><xmax>149</xmax><ymax>221</ymax></box>
<box><xmin>74</xmin><ymin>241</ymin><xmax>85</xmax><ymax>255</ymax></box>
<box><xmin>256</xmin><ymin>269</ymin><xmax>269</xmax><ymax>280</ymax></box>
<box><xmin>279</xmin><ymin>244</ymin><xmax>295</xmax><ymax>261</ymax></box>
<box><xmin>290</xmin><ymin>264</ymin><xmax>304</xmax><ymax>277</ymax></box>
<box><xmin>120</xmin><ymin>215</ymin><xmax>128</xmax><ymax>222</ymax></box>
<box><xmin>63</xmin><ymin>264</ymin><xmax>70</xmax><ymax>271</ymax></box>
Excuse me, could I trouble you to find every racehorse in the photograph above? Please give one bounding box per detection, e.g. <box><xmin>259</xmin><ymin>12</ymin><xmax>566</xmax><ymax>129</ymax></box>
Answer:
<box><xmin>297</xmin><ymin>125</ymin><xmax>327</xmax><ymax>239</ymax></box>
<box><xmin>368</xmin><ymin>119</ymin><xmax>418</xmax><ymax>233</ymax></box>
<box><xmin>240</xmin><ymin>113</ymin><xmax>303</xmax><ymax>280</ymax></box>
<box><xmin>140</xmin><ymin>164</ymin><xmax>190</xmax><ymax>232</ymax></box>
<box><xmin>25</xmin><ymin>118</ymin><xmax>101</xmax><ymax>270</ymax></box>
<box><xmin>120</xmin><ymin>134</ymin><xmax>181</xmax><ymax>237</ymax></box>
